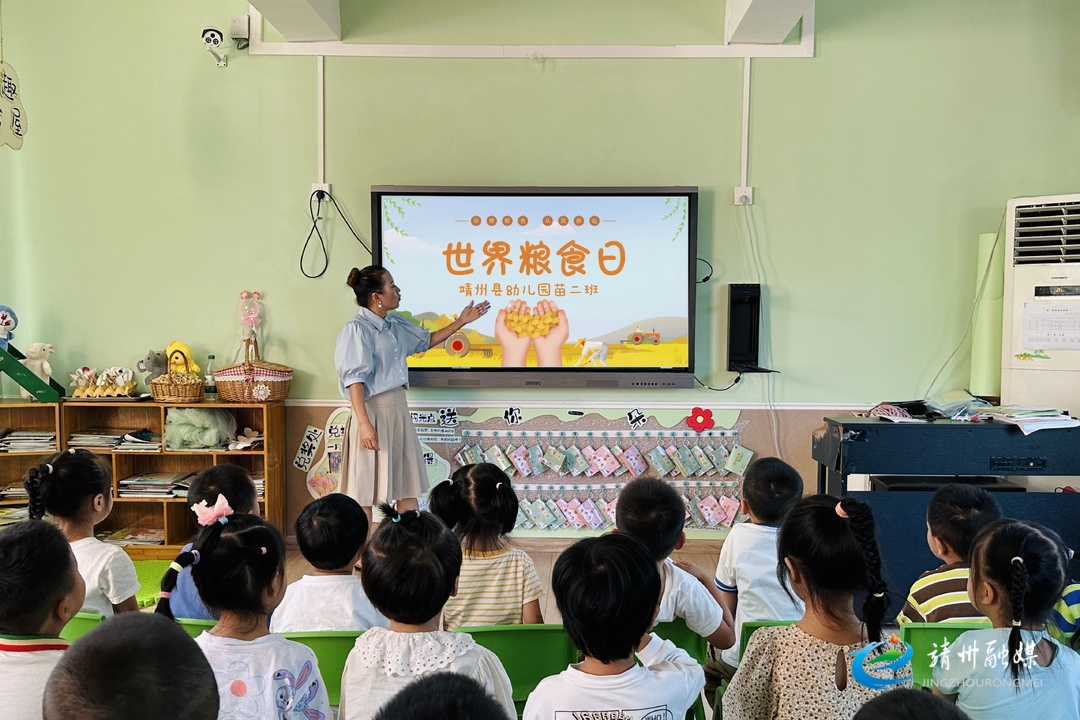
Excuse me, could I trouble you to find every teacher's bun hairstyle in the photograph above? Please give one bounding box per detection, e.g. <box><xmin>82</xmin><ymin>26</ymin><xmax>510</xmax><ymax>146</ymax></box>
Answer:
<box><xmin>347</xmin><ymin>265</ymin><xmax>388</xmax><ymax>308</ymax></box>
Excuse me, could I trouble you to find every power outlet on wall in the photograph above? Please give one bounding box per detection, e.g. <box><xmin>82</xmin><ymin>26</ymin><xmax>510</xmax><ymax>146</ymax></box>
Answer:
<box><xmin>311</xmin><ymin>183</ymin><xmax>331</xmax><ymax>200</ymax></box>
<box><xmin>733</xmin><ymin>186</ymin><xmax>754</xmax><ymax>205</ymax></box>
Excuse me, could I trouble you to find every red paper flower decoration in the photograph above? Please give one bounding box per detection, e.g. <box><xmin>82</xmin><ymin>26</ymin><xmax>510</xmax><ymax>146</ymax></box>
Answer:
<box><xmin>687</xmin><ymin>407</ymin><xmax>714</xmax><ymax>433</ymax></box>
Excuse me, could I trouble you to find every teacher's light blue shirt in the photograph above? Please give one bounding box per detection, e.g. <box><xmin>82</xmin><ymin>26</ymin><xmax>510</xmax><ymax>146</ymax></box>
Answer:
<box><xmin>335</xmin><ymin>308</ymin><xmax>431</xmax><ymax>400</ymax></box>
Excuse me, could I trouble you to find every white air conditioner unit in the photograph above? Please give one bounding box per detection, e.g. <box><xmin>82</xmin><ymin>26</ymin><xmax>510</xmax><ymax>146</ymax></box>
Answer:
<box><xmin>1001</xmin><ymin>193</ymin><xmax>1080</xmax><ymax>411</ymax></box>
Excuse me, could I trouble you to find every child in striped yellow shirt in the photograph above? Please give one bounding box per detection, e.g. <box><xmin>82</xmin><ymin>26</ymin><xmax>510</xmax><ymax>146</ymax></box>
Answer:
<box><xmin>896</xmin><ymin>484</ymin><xmax>1001</xmax><ymax>624</ymax></box>
<box><xmin>430</xmin><ymin>463</ymin><xmax>544</xmax><ymax>630</ymax></box>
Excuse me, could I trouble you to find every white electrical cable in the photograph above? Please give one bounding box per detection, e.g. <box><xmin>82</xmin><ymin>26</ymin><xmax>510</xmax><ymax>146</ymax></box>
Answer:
<box><xmin>316</xmin><ymin>55</ymin><xmax>325</xmax><ymax>185</ymax></box>
<box><xmin>922</xmin><ymin>212</ymin><xmax>1007</xmax><ymax>400</ymax></box>
<box><xmin>742</xmin><ymin>205</ymin><xmax>783</xmax><ymax>459</ymax></box>
<box><xmin>740</xmin><ymin>58</ymin><xmax>751</xmax><ymax>189</ymax></box>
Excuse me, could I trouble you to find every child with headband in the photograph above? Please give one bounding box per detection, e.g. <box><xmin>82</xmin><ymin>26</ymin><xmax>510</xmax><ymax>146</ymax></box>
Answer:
<box><xmin>723</xmin><ymin>495</ymin><xmax>910</xmax><ymax>720</ymax></box>
<box><xmin>157</xmin><ymin>500</ymin><xmax>331</xmax><ymax>720</ymax></box>
<box><xmin>25</xmin><ymin>449</ymin><xmax>139</xmax><ymax>616</ymax></box>
<box><xmin>339</xmin><ymin>503</ymin><xmax>514</xmax><ymax>720</ymax></box>
<box><xmin>429</xmin><ymin>463</ymin><xmax>543</xmax><ymax>629</ymax></box>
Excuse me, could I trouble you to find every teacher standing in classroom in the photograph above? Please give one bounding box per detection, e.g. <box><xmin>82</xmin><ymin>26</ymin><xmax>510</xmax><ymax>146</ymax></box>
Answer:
<box><xmin>335</xmin><ymin>265</ymin><xmax>489</xmax><ymax>519</ymax></box>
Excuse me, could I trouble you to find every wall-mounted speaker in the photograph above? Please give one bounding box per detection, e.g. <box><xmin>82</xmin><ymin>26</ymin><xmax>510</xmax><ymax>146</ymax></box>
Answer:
<box><xmin>727</xmin><ymin>283</ymin><xmax>776</xmax><ymax>373</ymax></box>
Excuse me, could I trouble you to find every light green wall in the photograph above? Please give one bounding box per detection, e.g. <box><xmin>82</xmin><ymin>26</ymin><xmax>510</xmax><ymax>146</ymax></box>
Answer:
<box><xmin>3</xmin><ymin>0</ymin><xmax>1080</xmax><ymax>403</ymax></box>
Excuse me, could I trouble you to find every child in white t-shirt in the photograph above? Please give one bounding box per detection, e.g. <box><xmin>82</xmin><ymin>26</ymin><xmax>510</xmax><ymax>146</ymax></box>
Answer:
<box><xmin>708</xmin><ymin>457</ymin><xmax>804</xmax><ymax>697</ymax></box>
<box><xmin>523</xmin><ymin>533</ymin><xmax>705</xmax><ymax>720</ymax></box>
<box><xmin>615</xmin><ymin>477</ymin><xmax>735</xmax><ymax>651</ymax></box>
<box><xmin>0</xmin><ymin>520</ymin><xmax>85</xmax><ymax>720</ymax></box>
<box><xmin>933</xmin><ymin>519</ymin><xmax>1080</xmax><ymax>720</ymax></box>
<box><xmin>24</xmin><ymin>450</ymin><xmax>139</xmax><ymax>616</ymax></box>
<box><xmin>429</xmin><ymin>463</ymin><xmax>543</xmax><ymax>629</ymax></box>
<box><xmin>270</xmin><ymin>493</ymin><xmax>388</xmax><ymax>632</ymax></box>
<box><xmin>157</xmin><ymin>507</ymin><xmax>332</xmax><ymax>720</ymax></box>
<box><xmin>44</xmin><ymin>612</ymin><xmax>219</xmax><ymax>720</ymax></box>
<box><xmin>339</xmin><ymin>504</ymin><xmax>515</xmax><ymax>720</ymax></box>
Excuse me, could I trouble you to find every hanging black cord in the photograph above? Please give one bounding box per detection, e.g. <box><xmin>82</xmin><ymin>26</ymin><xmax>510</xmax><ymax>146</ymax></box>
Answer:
<box><xmin>696</xmin><ymin>374</ymin><xmax>742</xmax><ymax>392</ymax></box>
<box><xmin>300</xmin><ymin>191</ymin><xmax>328</xmax><ymax>279</ymax></box>
<box><xmin>697</xmin><ymin>257</ymin><xmax>714</xmax><ymax>284</ymax></box>
<box><xmin>326</xmin><ymin>192</ymin><xmax>372</xmax><ymax>255</ymax></box>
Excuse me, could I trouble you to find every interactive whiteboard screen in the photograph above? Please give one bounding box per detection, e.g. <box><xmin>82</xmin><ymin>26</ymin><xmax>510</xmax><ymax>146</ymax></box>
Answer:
<box><xmin>371</xmin><ymin>186</ymin><xmax>697</xmax><ymax>388</ymax></box>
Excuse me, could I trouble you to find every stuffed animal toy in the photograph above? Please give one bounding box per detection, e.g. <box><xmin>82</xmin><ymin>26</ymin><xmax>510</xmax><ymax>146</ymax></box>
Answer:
<box><xmin>166</xmin><ymin>340</ymin><xmax>200</xmax><ymax>375</ymax></box>
<box><xmin>19</xmin><ymin>343</ymin><xmax>53</xmax><ymax>400</ymax></box>
<box><xmin>0</xmin><ymin>306</ymin><xmax>17</xmax><ymax>351</ymax></box>
<box><xmin>136</xmin><ymin>350</ymin><xmax>168</xmax><ymax>383</ymax></box>
<box><xmin>239</xmin><ymin>291</ymin><xmax>262</xmax><ymax>340</ymax></box>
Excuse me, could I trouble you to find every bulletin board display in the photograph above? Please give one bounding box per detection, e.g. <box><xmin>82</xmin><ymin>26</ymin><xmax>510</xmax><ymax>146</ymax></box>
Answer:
<box><xmin>295</xmin><ymin>403</ymin><xmax>755</xmax><ymax>538</ymax></box>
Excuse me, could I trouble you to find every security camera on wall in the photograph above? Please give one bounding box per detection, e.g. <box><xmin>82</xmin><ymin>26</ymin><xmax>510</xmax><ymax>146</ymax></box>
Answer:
<box><xmin>202</xmin><ymin>27</ymin><xmax>227</xmax><ymax>67</ymax></box>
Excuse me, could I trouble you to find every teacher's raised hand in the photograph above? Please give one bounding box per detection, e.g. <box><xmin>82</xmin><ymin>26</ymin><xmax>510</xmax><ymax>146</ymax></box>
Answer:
<box><xmin>458</xmin><ymin>300</ymin><xmax>491</xmax><ymax>326</ymax></box>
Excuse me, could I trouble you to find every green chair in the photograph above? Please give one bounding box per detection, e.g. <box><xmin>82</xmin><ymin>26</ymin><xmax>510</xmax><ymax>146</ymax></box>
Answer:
<box><xmin>740</xmin><ymin>620</ymin><xmax>795</xmax><ymax>658</ymax></box>
<box><xmin>652</xmin><ymin>617</ymin><xmax>709</xmax><ymax>720</ymax></box>
<box><xmin>455</xmin><ymin>624</ymin><xmax>578</xmax><ymax>718</ymax></box>
<box><xmin>60</xmin><ymin>611</ymin><xmax>105</xmax><ymax>642</ymax></box>
<box><xmin>714</xmin><ymin>620</ymin><xmax>796</xmax><ymax>719</ymax></box>
<box><xmin>282</xmin><ymin>630</ymin><xmax>362</xmax><ymax>706</ymax></box>
<box><xmin>176</xmin><ymin>617</ymin><xmax>217</xmax><ymax>638</ymax></box>
<box><xmin>898</xmin><ymin>620</ymin><xmax>992</xmax><ymax>689</ymax></box>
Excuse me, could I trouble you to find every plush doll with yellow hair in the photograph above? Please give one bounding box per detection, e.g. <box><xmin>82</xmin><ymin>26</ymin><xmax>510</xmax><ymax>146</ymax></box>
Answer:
<box><xmin>166</xmin><ymin>341</ymin><xmax>200</xmax><ymax>375</ymax></box>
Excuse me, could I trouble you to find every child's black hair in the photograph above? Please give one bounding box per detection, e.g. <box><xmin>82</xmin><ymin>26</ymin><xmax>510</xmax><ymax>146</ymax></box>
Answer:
<box><xmin>852</xmin><ymin>687</ymin><xmax>971</xmax><ymax>720</ymax></box>
<box><xmin>296</xmin><ymin>493</ymin><xmax>369</xmax><ymax>571</ymax></box>
<box><xmin>614</xmin><ymin>477</ymin><xmax>685</xmax><ymax>561</ymax></box>
<box><xmin>44</xmin><ymin>612</ymin><xmax>219</xmax><ymax>720</ymax></box>
<box><xmin>741</xmin><ymin>457</ymin><xmax>804</xmax><ymax>525</ymax></box>
<box><xmin>188</xmin><ymin>464</ymin><xmax>258</xmax><ymax>515</ymax></box>
<box><xmin>969</xmin><ymin>518</ymin><xmax>1070</xmax><ymax>683</ymax></box>
<box><xmin>372</xmin><ymin>672</ymin><xmax>509</xmax><ymax>720</ymax></box>
<box><xmin>361</xmin><ymin>503</ymin><xmax>462</xmax><ymax>625</ymax></box>
<box><xmin>24</xmin><ymin>449</ymin><xmax>111</xmax><ymax>521</ymax></box>
<box><xmin>156</xmin><ymin>514</ymin><xmax>285</xmax><ymax>623</ymax></box>
<box><xmin>926</xmin><ymin>484</ymin><xmax>1002</xmax><ymax>561</ymax></box>
<box><xmin>428</xmin><ymin>463</ymin><xmax>518</xmax><ymax>552</ymax></box>
<box><xmin>553</xmin><ymin>533</ymin><xmax>661</xmax><ymax>664</ymax></box>
<box><xmin>777</xmin><ymin>494</ymin><xmax>889</xmax><ymax>643</ymax></box>
<box><xmin>0</xmin><ymin>521</ymin><xmax>77</xmax><ymax>634</ymax></box>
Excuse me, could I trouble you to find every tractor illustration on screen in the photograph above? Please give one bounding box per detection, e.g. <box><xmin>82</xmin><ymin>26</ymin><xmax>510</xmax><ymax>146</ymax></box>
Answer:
<box><xmin>627</xmin><ymin>327</ymin><xmax>661</xmax><ymax>345</ymax></box>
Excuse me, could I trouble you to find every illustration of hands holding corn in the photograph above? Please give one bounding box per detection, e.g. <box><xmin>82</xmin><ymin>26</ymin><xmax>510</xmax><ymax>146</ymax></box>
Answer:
<box><xmin>494</xmin><ymin>299</ymin><xmax>570</xmax><ymax>366</ymax></box>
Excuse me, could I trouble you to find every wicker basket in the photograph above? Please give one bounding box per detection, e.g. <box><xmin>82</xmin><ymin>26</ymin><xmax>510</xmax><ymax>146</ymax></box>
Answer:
<box><xmin>214</xmin><ymin>337</ymin><xmax>292</xmax><ymax>403</ymax></box>
<box><xmin>150</xmin><ymin>350</ymin><xmax>205</xmax><ymax>403</ymax></box>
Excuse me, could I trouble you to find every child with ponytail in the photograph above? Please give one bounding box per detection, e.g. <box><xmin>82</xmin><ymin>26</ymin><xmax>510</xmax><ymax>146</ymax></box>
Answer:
<box><xmin>157</xmin><ymin>502</ymin><xmax>331</xmax><ymax>720</ymax></box>
<box><xmin>24</xmin><ymin>449</ymin><xmax>140</xmax><ymax>616</ymax></box>
<box><xmin>429</xmin><ymin>463</ymin><xmax>543</xmax><ymax>629</ymax></box>
<box><xmin>722</xmin><ymin>495</ymin><xmax>910</xmax><ymax>720</ymax></box>
<box><xmin>339</xmin><ymin>503</ymin><xmax>515</xmax><ymax>720</ymax></box>
<box><xmin>933</xmin><ymin>519</ymin><xmax>1080</xmax><ymax>720</ymax></box>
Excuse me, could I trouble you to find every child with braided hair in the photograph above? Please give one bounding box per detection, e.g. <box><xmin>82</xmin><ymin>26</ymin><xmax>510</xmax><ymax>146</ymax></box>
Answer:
<box><xmin>722</xmin><ymin>495</ymin><xmax>910</xmax><ymax>720</ymax></box>
<box><xmin>339</xmin><ymin>503</ymin><xmax>515</xmax><ymax>720</ymax></box>
<box><xmin>933</xmin><ymin>519</ymin><xmax>1080</xmax><ymax>720</ymax></box>
<box><xmin>156</xmin><ymin>503</ymin><xmax>331</xmax><ymax>720</ymax></box>
<box><xmin>428</xmin><ymin>463</ymin><xmax>543</xmax><ymax>629</ymax></box>
<box><xmin>24</xmin><ymin>449</ymin><xmax>139</xmax><ymax>616</ymax></box>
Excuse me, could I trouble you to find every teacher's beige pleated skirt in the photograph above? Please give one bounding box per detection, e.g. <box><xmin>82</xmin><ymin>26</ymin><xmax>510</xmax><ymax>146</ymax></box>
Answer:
<box><xmin>340</xmin><ymin>386</ymin><xmax>428</xmax><ymax>506</ymax></box>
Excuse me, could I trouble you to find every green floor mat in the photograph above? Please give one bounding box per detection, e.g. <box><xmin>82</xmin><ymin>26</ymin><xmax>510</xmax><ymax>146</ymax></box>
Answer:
<box><xmin>133</xmin><ymin>560</ymin><xmax>172</xmax><ymax>608</ymax></box>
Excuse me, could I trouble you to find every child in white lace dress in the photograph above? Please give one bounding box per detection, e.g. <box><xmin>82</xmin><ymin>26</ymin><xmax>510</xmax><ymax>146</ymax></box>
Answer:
<box><xmin>339</xmin><ymin>503</ymin><xmax>515</xmax><ymax>720</ymax></box>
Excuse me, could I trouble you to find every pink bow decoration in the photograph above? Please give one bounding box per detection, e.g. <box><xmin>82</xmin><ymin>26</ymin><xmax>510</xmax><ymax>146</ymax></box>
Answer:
<box><xmin>192</xmin><ymin>495</ymin><xmax>234</xmax><ymax>526</ymax></box>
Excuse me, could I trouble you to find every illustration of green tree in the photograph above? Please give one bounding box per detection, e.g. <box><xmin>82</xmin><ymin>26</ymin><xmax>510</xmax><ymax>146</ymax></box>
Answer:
<box><xmin>382</xmin><ymin>197</ymin><xmax>422</xmax><ymax>264</ymax></box>
<box><xmin>662</xmin><ymin>197</ymin><xmax>688</xmax><ymax>242</ymax></box>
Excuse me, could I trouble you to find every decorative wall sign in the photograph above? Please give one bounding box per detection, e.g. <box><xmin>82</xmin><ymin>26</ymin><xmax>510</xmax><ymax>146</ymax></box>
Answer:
<box><xmin>0</xmin><ymin>62</ymin><xmax>26</xmax><ymax>150</ymax></box>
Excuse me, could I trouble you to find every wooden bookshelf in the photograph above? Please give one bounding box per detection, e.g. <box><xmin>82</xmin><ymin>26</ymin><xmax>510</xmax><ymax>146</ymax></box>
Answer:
<box><xmin>59</xmin><ymin>400</ymin><xmax>285</xmax><ymax>560</ymax></box>
<box><xmin>0</xmin><ymin>399</ymin><xmax>61</xmax><ymax>507</ymax></box>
